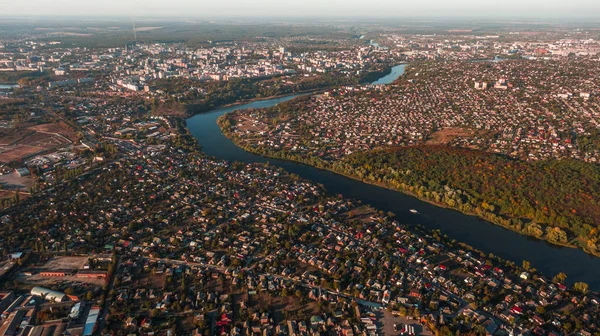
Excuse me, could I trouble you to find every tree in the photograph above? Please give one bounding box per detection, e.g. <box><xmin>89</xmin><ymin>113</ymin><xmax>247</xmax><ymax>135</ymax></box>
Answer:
<box><xmin>522</xmin><ymin>260</ymin><xmax>531</xmax><ymax>271</ymax></box>
<box><xmin>573</xmin><ymin>282</ymin><xmax>589</xmax><ymax>294</ymax></box>
<box><xmin>17</xmin><ymin>78</ymin><xmax>30</xmax><ymax>87</ymax></box>
<box><xmin>553</xmin><ymin>272</ymin><xmax>567</xmax><ymax>284</ymax></box>
<box><xmin>546</xmin><ymin>227</ymin><xmax>568</xmax><ymax>243</ymax></box>
<box><xmin>535</xmin><ymin>305</ymin><xmax>546</xmax><ymax>314</ymax></box>
<box><xmin>473</xmin><ymin>325</ymin><xmax>487</xmax><ymax>336</ymax></box>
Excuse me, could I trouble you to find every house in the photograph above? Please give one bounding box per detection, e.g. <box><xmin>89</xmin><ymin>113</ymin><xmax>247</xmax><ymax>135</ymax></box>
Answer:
<box><xmin>474</xmin><ymin>82</ymin><xmax>488</xmax><ymax>90</ymax></box>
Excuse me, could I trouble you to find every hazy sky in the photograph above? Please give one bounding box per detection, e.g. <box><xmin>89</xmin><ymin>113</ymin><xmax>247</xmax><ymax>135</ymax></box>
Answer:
<box><xmin>2</xmin><ymin>0</ymin><xmax>599</xmax><ymax>18</ymax></box>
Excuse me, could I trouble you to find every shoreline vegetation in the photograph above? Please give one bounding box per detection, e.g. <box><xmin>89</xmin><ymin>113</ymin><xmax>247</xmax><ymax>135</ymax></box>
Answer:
<box><xmin>150</xmin><ymin>64</ymin><xmax>396</xmax><ymax>118</ymax></box>
<box><xmin>217</xmin><ymin>115</ymin><xmax>600</xmax><ymax>259</ymax></box>
<box><xmin>180</xmin><ymin>97</ymin><xmax>597</xmax><ymax>294</ymax></box>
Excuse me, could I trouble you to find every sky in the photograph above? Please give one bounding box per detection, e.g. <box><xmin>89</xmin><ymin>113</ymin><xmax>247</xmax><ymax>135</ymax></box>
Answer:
<box><xmin>1</xmin><ymin>0</ymin><xmax>599</xmax><ymax>18</ymax></box>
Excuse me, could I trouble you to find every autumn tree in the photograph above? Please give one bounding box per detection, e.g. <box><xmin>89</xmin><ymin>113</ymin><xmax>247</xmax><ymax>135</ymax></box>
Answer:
<box><xmin>553</xmin><ymin>272</ymin><xmax>567</xmax><ymax>284</ymax></box>
<box><xmin>573</xmin><ymin>282</ymin><xmax>589</xmax><ymax>294</ymax></box>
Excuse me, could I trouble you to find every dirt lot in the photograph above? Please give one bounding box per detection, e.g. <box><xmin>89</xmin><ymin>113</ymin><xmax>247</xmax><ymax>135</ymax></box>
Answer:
<box><xmin>16</xmin><ymin>256</ymin><xmax>106</xmax><ymax>287</ymax></box>
<box><xmin>426</xmin><ymin>127</ymin><xmax>473</xmax><ymax>145</ymax></box>
<box><xmin>0</xmin><ymin>122</ymin><xmax>74</xmax><ymax>163</ymax></box>
<box><xmin>39</xmin><ymin>256</ymin><xmax>89</xmax><ymax>270</ymax></box>
<box><xmin>0</xmin><ymin>171</ymin><xmax>33</xmax><ymax>189</ymax></box>
<box><xmin>0</xmin><ymin>130</ymin><xmax>34</xmax><ymax>146</ymax></box>
<box><xmin>0</xmin><ymin>133</ymin><xmax>70</xmax><ymax>163</ymax></box>
<box><xmin>134</xmin><ymin>273</ymin><xmax>165</xmax><ymax>289</ymax></box>
<box><xmin>29</xmin><ymin>122</ymin><xmax>77</xmax><ymax>140</ymax></box>
<box><xmin>0</xmin><ymin>145</ymin><xmax>47</xmax><ymax>162</ymax></box>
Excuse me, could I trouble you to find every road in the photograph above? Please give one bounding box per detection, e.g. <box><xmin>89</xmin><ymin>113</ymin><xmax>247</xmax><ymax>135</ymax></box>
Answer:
<box><xmin>96</xmin><ymin>255</ymin><xmax>120</xmax><ymax>333</ymax></box>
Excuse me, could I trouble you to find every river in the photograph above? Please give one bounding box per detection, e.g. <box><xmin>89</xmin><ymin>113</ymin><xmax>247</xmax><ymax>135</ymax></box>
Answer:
<box><xmin>186</xmin><ymin>66</ymin><xmax>600</xmax><ymax>289</ymax></box>
<box><xmin>372</xmin><ymin>64</ymin><xmax>407</xmax><ymax>85</ymax></box>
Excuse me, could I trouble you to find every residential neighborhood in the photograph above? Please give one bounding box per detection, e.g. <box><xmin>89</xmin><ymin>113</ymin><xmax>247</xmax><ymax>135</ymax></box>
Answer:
<box><xmin>0</xmin><ymin>20</ymin><xmax>598</xmax><ymax>336</ymax></box>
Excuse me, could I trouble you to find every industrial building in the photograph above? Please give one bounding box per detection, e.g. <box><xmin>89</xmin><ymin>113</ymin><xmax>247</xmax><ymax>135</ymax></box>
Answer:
<box><xmin>30</xmin><ymin>287</ymin><xmax>66</xmax><ymax>302</ymax></box>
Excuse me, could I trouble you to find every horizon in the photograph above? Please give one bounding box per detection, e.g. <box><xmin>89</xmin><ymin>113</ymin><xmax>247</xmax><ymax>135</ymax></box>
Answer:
<box><xmin>2</xmin><ymin>0</ymin><xmax>600</xmax><ymax>20</ymax></box>
<box><xmin>1</xmin><ymin>14</ymin><xmax>600</xmax><ymax>26</ymax></box>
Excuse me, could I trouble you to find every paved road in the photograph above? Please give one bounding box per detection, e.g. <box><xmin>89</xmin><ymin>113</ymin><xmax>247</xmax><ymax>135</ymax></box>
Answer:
<box><xmin>96</xmin><ymin>255</ymin><xmax>120</xmax><ymax>334</ymax></box>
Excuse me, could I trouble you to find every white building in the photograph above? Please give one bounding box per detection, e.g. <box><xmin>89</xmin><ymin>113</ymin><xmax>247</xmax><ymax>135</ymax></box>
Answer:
<box><xmin>30</xmin><ymin>287</ymin><xmax>66</xmax><ymax>302</ymax></box>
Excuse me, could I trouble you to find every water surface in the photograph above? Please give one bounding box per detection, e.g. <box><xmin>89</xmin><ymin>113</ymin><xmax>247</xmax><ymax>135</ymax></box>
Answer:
<box><xmin>186</xmin><ymin>66</ymin><xmax>600</xmax><ymax>289</ymax></box>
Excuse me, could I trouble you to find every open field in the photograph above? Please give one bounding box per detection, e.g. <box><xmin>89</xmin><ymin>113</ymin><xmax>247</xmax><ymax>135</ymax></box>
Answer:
<box><xmin>136</xmin><ymin>27</ymin><xmax>163</xmax><ymax>32</ymax></box>
<box><xmin>0</xmin><ymin>172</ymin><xmax>33</xmax><ymax>190</ymax></box>
<box><xmin>0</xmin><ymin>123</ymin><xmax>73</xmax><ymax>163</ymax></box>
<box><xmin>16</xmin><ymin>256</ymin><xmax>106</xmax><ymax>287</ymax></box>
<box><xmin>0</xmin><ymin>145</ymin><xmax>47</xmax><ymax>162</ymax></box>
<box><xmin>47</xmin><ymin>32</ymin><xmax>92</xmax><ymax>37</ymax></box>
<box><xmin>0</xmin><ymin>130</ymin><xmax>32</xmax><ymax>146</ymax></box>
<box><xmin>426</xmin><ymin>127</ymin><xmax>474</xmax><ymax>145</ymax></box>
<box><xmin>29</xmin><ymin>122</ymin><xmax>78</xmax><ymax>141</ymax></box>
<box><xmin>39</xmin><ymin>256</ymin><xmax>88</xmax><ymax>270</ymax></box>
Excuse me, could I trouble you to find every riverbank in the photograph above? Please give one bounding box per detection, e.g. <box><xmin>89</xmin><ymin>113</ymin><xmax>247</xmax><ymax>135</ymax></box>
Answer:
<box><xmin>185</xmin><ymin>88</ymin><xmax>322</xmax><ymax>117</ymax></box>
<box><xmin>217</xmin><ymin>122</ymin><xmax>599</xmax><ymax>258</ymax></box>
<box><xmin>183</xmin><ymin>64</ymin><xmax>397</xmax><ymax>118</ymax></box>
<box><xmin>186</xmin><ymin>92</ymin><xmax>600</xmax><ymax>289</ymax></box>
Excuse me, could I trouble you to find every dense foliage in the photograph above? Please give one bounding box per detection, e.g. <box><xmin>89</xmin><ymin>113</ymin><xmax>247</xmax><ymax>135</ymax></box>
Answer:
<box><xmin>0</xmin><ymin>70</ymin><xmax>49</xmax><ymax>84</ymax></box>
<box><xmin>335</xmin><ymin>146</ymin><xmax>600</xmax><ymax>250</ymax></box>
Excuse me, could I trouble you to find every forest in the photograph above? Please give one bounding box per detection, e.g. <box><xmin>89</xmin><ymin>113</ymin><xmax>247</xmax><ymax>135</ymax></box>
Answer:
<box><xmin>341</xmin><ymin>146</ymin><xmax>600</xmax><ymax>256</ymax></box>
<box><xmin>333</xmin><ymin>146</ymin><xmax>600</xmax><ymax>242</ymax></box>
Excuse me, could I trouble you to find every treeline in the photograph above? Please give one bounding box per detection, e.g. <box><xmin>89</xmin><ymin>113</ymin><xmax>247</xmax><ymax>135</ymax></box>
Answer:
<box><xmin>0</xmin><ymin>70</ymin><xmax>49</xmax><ymax>84</ymax></box>
<box><xmin>151</xmin><ymin>65</ymin><xmax>392</xmax><ymax>116</ymax></box>
<box><xmin>577</xmin><ymin>129</ymin><xmax>600</xmax><ymax>153</ymax></box>
<box><xmin>218</xmin><ymin>126</ymin><xmax>600</xmax><ymax>255</ymax></box>
<box><xmin>332</xmin><ymin>146</ymin><xmax>600</xmax><ymax>253</ymax></box>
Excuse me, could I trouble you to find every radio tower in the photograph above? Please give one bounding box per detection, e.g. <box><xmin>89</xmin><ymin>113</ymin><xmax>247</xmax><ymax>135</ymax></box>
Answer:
<box><xmin>132</xmin><ymin>19</ymin><xmax>138</xmax><ymax>46</ymax></box>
